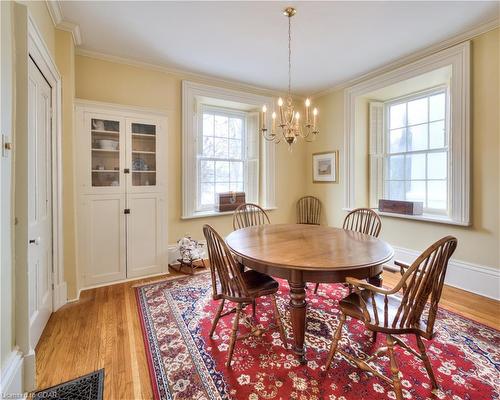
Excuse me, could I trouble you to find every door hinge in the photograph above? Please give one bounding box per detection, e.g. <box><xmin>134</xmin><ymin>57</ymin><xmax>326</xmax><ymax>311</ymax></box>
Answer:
<box><xmin>52</xmin><ymin>283</ymin><xmax>54</xmax><ymax>290</ymax></box>
<box><xmin>124</xmin><ymin>208</ymin><xmax>130</xmax><ymax>214</ymax></box>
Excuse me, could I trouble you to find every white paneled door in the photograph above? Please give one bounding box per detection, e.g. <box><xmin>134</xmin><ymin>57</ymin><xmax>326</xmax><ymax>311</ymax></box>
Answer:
<box><xmin>28</xmin><ymin>59</ymin><xmax>53</xmax><ymax>348</ymax></box>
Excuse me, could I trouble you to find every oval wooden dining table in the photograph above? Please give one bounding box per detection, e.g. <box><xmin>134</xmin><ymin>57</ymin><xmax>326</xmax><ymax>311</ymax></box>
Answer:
<box><xmin>225</xmin><ymin>223</ymin><xmax>394</xmax><ymax>364</ymax></box>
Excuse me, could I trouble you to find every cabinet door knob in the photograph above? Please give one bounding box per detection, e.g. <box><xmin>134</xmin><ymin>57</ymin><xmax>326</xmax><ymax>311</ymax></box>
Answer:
<box><xmin>124</xmin><ymin>168</ymin><xmax>130</xmax><ymax>174</ymax></box>
<box><xmin>124</xmin><ymin>208</ymin><xmax>130</xmax><ymax>214</ymax></box>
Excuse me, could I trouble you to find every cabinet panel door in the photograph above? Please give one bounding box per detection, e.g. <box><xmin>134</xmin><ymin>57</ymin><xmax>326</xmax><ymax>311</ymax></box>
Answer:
<box><xmin>76</xmin><ymin>111</ymin><xmax>125</xmax><ymax>195</ymax></box>
<box><xmin>126</xmin><ymin>117</ymin><xmax>164</xmax><ymax>193</ymax></box>
<box><xmin>82</xmin><ymin>195</ymin><xmax>127</xmax><ymax>286</ymax></box>
<box><xmin>126</xmin><ymin>193</ymin><xmax>165</xmax><ymax>278</ymax></box>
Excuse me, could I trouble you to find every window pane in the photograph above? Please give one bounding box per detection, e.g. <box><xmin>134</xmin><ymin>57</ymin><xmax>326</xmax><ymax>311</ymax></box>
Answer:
<box><xmin>215</xmin><ymin>161</ymin><xmax>230</xmax><ymax>182</ymax></box>
<box><xmin>428</xmin><ymin>180</ymin><xmax>447</xmax><ymax>210</ymax></box>
<box><xmin>388</xmin><ymin>181</ymin><xmax>404</xmax><ymax>200</ymax></box>
<box><xmin>429</xmin><ymin>121</ymin><xmax>445</xmax><ymax>149</ymax></box>
<box><xmin>230</xmin><ymin>161</ymin><xmax>243</xmax><ymax>182</ymax></box>
<box><xmin>200</xmin><ymin>182</ymin><xmax>214</xmax><ymax>206</ymax></box>
<box><xmin>214</xmin><ymin>137</ymin><xmax>228</xmax><ymax>158</ymax></box>
<box><xmin>229</xmin><ymin>118</ymin><xmax>243</xmax><ymax>139</ymax></box>
<box><xmin>388</xmin><ymin>155</ymin><xmax>404</xmax><ymax>180</ymax></box>
<box><xmin>407</xmin><ymin>124</ymin><xmax>428</xmax><ymax>151</ymax></box>
<box><xmin>230</xmin><ymin>181</ymin><xmax>243</xmax><ymax>191</ymax></box>
<box><xmin>405</xmin><ymin>181</ymin><xmax>426</xmax><ymax>204</ymax></box>
<box><xmin>215</xmin><ymin>182</ymin><xmax>229</xmax><ymax>193</ymax></box>
<box><xmin>390</xmin><ymin>103</ymin><xmax>406</xmax><ymax>129</ymax></box>
<box><xmin>427</xmin><ymin>152</ymin><xmax>447</xmax><ymax>180</ymax></box>
<box><xmin>407</xmin><ymin>97</ymin><xmax>428</xmax><ymax>125</ymax></box>
<box><xmin>389</xmin><ymin>128</ymin><xmax>406</xmax><ymax>153</ymax></box>
<box><xmin>429</xmin><ymin>93</ymin><xmax>445</xmax><ymax>121</ymax></box>
<box><xmin>203</xmin><ymin>114</ymin><xmax>214</xmax><ymax>136</ymax></box>
<box><xmin>405</xmin><ymin>153</ymin><xmax>426</xmax><ymax>180</ymax></box>
<box><xmin>203</xmin><ymin>136</ymin><xmax>214</xmax><ymax>157</ymax></box>
<box><xmin>228</xmin><ymin>139</ymin><xmax>242</xmax><ymax>159</ymax></box>
<box><xmin>214</xmin><ymin>115</ymin><xmax>228</xmax><ymax>137</ymax></box>
<box><xmin>200</xmin><ymin>160</ymin><xmax>214</xmax><ymax>182</ymax></box>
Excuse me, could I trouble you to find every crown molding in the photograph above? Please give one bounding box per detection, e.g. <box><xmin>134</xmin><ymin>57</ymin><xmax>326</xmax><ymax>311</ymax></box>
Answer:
<box><xmin>75</xmin><ymin>48</ymin><xmax>305</xmax><ymax>100</ymax></box>
<box><xmin>312</xmin><ymin>17</ymin><xmax>499</xmax><ymax>99</ymax></box>
<box><xmin>46</xmin><ymin>0</ymin><xmax>82</xmax><ymax>46</ymax></box>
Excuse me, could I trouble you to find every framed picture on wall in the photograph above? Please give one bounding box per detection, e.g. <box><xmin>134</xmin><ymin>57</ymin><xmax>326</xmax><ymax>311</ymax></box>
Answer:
<box><xmin>312</xmin><ymin>151</ymin><xmax>339</xmax><ymax>183</ymax></box>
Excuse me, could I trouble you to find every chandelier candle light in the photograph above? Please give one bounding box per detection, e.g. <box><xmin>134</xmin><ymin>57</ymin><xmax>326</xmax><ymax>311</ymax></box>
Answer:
<box><xmin>260</xmin><ymin>7</ymin><xmax>319</xmax><ymax>149</ymax></box>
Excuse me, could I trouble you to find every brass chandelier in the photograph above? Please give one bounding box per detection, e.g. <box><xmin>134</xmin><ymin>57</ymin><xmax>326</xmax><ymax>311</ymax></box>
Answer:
<box><xmin>260</xmin><ymin>7</ymin><xmax>319</xmax><ymax>148</ymax></box>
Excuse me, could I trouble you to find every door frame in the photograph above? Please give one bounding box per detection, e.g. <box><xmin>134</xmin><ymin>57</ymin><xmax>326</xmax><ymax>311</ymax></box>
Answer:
<box><xmin>27</xmin><ymin>15</ymin><xmax>65</xmax><ymax>311</ymax></box>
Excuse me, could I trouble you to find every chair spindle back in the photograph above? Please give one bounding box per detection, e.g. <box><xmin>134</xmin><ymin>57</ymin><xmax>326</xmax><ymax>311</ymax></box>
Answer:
<box><xmin>392</xmin><ymin>236</ymin><xmax>457</xmax><ymax>336</ymax></box>
<box><xmin>343</xmin><ymin>208</ymin><xmax>382</xmax><ymax>237</ymax></box>
<box><xmin>203</xmin><ymin>224</ymin><xmax>249</xmax><ymax>300</ymax></box>
<box><xmin>233</xmin><ymin>203</ymin><xmax>270</xmax><ymax>230</ymax></box>
<box><xmin>296</xmin><ymin>196</ymin><xmax>322</xmax><ymax>225</ymax></box>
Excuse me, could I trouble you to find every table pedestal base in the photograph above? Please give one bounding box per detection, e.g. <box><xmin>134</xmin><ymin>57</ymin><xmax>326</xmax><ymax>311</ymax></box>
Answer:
<box><xmin>288</xmin><ymin>280</ymin><xmax>307</xmax><ymax>364</ymax></box>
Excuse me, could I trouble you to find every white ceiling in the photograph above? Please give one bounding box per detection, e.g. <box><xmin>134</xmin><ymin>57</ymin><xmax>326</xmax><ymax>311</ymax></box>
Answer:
<box><xmin>60</xmin><ymin>1</ymin><xmax>499</xmax><ymax>95</ymax></box>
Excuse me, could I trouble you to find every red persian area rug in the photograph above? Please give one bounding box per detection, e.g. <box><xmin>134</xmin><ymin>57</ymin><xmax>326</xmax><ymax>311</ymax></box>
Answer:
<box><xmin>135</xmin><ymin>272</ymin><xmax>500</xmax><ymax>400</ymax></box>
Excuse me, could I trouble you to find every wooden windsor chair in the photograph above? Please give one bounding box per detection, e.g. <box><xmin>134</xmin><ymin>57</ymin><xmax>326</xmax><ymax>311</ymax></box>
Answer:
<box><xmin>325</xmin><ymin>236</ymin><xmax>458</xmax><ymax>400</ymax></box>
<box><xmin>314</xmin><ymin>208</ymin><xmax>382</xmax><ymax>293</ymax></box>
<box><xmin>232</xmin><ymin>203</ymin><xmax>270</xmax><ymax>230</ymax></box>
<box><xmin>296</xmin><ymin>196</ymin><xmax>322</xmax><ymax>225</ymax></box>
<box><xmin>202</xmin><ymin>224</ymin><xmax>287</xmax><ymax>367</ymax></box>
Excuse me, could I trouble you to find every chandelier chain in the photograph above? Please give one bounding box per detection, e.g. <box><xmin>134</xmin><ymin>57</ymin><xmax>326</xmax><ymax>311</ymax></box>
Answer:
<box><xmin>288</xmin><ymin>15</ymin><xmax>292</xmax><ymax>97</ymax></box>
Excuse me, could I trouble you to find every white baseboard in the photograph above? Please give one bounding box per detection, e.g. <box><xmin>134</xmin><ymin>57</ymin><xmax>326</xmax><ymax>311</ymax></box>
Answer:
<box><xmin>390</xmin><ymin>246</ymin><xmax>500</xmax><ymax>300</ymax></box>
<box><xmin>53</xmin><ymin>281</ymin><xmax>67</xmax><ymax>311</ymax></box>
<box><xmin>71</xmin><ymin>269</ymin><xmax>172</xmax><ymax>302</ymax></box>
<box><xmin>0</xmin><ymin>348</ymin><xmax>23</xmax><ymax>396</ymax></box>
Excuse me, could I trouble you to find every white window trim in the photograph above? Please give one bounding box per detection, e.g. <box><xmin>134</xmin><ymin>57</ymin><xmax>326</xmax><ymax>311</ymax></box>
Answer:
<box><xmin>182</xmin><ymin>80</ymin><xmax>276</xmax><ymax>219</ymax></box>
<box><xmin>344</xmin><ymin>41</ymin><xmax>470</xmax><ymax>226</ymax></box>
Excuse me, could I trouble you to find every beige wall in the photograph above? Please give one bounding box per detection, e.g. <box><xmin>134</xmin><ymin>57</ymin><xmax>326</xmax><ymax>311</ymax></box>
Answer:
<box><xmin>306</xmin><ymin>29</ymin><xmax>500</xmax><ymax>269</ymax></box>
<box><xmin>73</xmin><ymin>54</ymin><xmax>308</xmax><ymax>298</ymax></box>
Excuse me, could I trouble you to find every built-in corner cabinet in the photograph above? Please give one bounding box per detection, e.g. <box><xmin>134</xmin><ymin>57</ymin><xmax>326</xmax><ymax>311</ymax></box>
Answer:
<box><xmin>75</xmin><ymin>101</ymin><xmax>168</xmax><ymax>287</ymax></box>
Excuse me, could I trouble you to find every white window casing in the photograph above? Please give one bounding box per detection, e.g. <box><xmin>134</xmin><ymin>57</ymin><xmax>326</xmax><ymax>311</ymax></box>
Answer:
<box><xmin>345</xmin><ymin>41</ymin><xmax>470</xmax><ymax>226</ymax></box>
<box><xmin>182</xmin><ymin>81</ymin><xmax>276</xmax><ymax>219</ymax></box>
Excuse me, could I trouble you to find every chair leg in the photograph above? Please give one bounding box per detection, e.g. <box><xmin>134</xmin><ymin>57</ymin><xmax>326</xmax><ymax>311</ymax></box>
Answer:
<box><xmin>252</xmin><ymin>299</ymin><xmax>256</xmax><ymax>317</ymax></box>
<box><xmin>372</xmin><ymin>331</ymin><xmax>378</xmax><ymax>342</ymax></box>
<box><xmin>387</xmin><ymin>335</ymin><xmax>403</xmax><ymax>400</ymax></box>
<box><xmin>314</xmin><ymin>283</ymin><xmax>320</xmax><ymax>294</ymax></box>
<box><xmin>210</xmin><ymin>299</ymin><xmax>225</xmax><ymax>338</ymax></box>
<box><xmin>416</xmin><ymin>335</ymin><xmax>438</xmax><ymax>390</ymax></box>
<box><xmin>326</xmin><ymin>313</ymin><xmax>346</xmax><ymax>369</ymax></box>
<box><xmin>270</xmin><ymin>294</ymin><xmax>287</xmax><ymax>347</ymax></box>
<box><xmin>226</xmin><ymin>303</ymin><xmax>242</xmax><ymax>367</ymax></box>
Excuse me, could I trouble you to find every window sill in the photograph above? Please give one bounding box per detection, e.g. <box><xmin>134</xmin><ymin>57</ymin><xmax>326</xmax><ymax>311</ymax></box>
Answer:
<box><xmin>342</xmin><ymin>208</ymin><xmax>470</xmax><ymax>226</ymax></box>
<box><xmin>181</xmin><ymin>206</ymin><xmax>277</xmax><ymax>220</ymax></box>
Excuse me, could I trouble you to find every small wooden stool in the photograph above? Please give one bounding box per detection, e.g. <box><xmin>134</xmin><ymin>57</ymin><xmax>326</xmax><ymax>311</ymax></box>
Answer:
<box><xmin>169</xmin><ymin>258</ymin><xmax>206</xmax><ymax>275</ymax></box>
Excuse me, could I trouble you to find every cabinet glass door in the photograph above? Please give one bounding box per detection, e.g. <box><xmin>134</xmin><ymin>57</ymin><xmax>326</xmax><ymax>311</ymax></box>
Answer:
<box><xmin>91</xmin><ymin>118</ymin><xmax>120</xmax><ymax>187</ymax></box>
<box><xmin>131</xmin><ymin>123</ymin><xmax>156</xmax><ymax>187</ymax></box>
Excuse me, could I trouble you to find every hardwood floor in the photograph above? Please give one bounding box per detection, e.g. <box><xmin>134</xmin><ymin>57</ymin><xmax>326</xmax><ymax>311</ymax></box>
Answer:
<box><xmin>35</xmin><ymin>269</ymin><xmax>499</xmax><ymax>399</ymax></box>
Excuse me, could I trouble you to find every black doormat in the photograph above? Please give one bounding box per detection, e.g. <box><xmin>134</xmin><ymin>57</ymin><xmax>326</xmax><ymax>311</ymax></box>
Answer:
<box><xmin>33</xmin><ymin>369</ymin><xmax>104</xmax><ymax>400</ymax></box>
